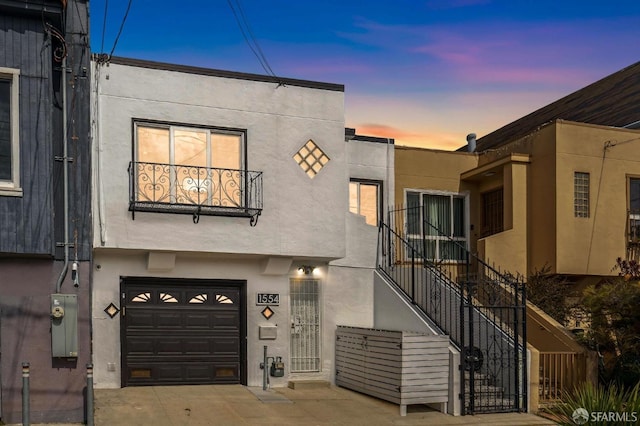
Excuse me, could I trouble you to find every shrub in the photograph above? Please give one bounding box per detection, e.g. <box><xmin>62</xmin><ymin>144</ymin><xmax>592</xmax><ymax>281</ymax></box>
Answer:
<box><xmin>550</xmin><ymin>381</ymin><xmax>640</xmax><ymax>426</ymax></box>
<box><xmin>526</xmin><ymin>265</ymin><xmax>573</xmax><ymax>324</ymax></box>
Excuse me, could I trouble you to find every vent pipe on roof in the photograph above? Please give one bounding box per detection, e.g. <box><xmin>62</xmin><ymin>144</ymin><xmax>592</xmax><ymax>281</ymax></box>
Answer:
<box><xmin>466</xmin><ymin>133</ymin><xmax>477</xmax><ymax>152</ymax></box>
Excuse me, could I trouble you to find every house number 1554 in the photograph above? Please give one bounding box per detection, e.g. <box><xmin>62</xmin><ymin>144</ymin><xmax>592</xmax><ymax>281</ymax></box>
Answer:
<box><xmin>256</xmin><ymin>293</ymin><xmax>280</xmax><ymax>306</ymax></box>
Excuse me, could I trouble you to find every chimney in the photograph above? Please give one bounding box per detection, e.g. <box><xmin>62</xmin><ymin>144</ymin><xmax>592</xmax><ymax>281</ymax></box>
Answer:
<box><xmin>466</xmin><ymin>133</ymin><xmax>477</xmax><ymax>152</ymax></box>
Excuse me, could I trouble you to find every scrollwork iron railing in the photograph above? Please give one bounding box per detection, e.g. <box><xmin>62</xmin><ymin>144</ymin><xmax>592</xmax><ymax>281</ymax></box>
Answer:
<box><xmin>129</xmin><ymin>161</ymin><xmax>263</xmax><ymax>225</ymax></box>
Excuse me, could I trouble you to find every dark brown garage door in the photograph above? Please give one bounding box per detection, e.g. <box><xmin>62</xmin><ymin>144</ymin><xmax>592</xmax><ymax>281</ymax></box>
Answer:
<box><xmin>121</xmin><ymin>277</ymin><xmax>246</xmax><ymax>386</ymax></box>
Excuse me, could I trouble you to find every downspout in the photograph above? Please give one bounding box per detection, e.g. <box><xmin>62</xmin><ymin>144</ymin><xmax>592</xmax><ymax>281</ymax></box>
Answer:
<box><xmin>55</xmin><ymin>56</ymin><xmax>70</xmax><ymax>293</ymax></box>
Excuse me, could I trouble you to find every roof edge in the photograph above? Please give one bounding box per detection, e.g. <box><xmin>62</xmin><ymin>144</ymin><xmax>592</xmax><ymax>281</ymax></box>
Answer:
<box><xmin>97</xmin><ymin>55</ymin><xmax>345</xmax><ymax>92</ymax></box>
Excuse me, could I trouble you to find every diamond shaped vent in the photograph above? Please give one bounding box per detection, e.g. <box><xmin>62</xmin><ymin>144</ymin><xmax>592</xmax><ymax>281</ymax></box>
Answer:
<box><xmin>293</xmin><ymin>140</ymin><xmax>329</xmax><ymax>179</ymax></box>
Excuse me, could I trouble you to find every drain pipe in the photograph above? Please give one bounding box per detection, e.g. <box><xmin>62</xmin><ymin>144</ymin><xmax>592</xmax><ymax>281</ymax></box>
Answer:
<box><xmin>55</xmin><ymin>56</ymin><xmax>70</xmax><ymax>293</ymax></box>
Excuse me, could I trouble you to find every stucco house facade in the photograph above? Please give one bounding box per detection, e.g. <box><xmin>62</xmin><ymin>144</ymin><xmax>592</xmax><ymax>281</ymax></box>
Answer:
<box><xmin>90</xmin><ymin>57</ymin><xmax>393</xmax><ymax>390</ymax></box>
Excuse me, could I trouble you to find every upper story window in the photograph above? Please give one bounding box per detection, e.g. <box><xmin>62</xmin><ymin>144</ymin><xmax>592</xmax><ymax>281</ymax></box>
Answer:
<box><xmin>574</xmin><ymin>172</ymin><xmax>590</xmax><ymax>218</ymax></box>
<box><xmin>481</xmin><ymin>187</ymin><xmax>504</xmax><ymax>237</ymax></box>
<box><xmin>349</xmin><ymin>179</ymin><xmax>381</xmax><ymax>226</ymax></box>
<box><xmin>406</xmin><ymin>190</ymin><xmax>467</xmax><ymax>262</ymax></box>
<box><xmin>130</xmin><ymin>121</ymin><xmax>263</xmax><ymax>225</ymax></box>
<box><xmin>629</xmin><ymin>177</ymin><xmax>640</xmax><ymax>243</ymax></box>
<box><xmin>0</xmin><ymin>67</ymin><xmax>21</xmax><ymax>196</ymax></box>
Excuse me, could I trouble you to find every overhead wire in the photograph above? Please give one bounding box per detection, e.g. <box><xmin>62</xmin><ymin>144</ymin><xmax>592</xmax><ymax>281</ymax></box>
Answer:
<box><xmin>226</xmin><ymin>0</ymin><xmax>280</xmax><ymax>81</ymax></box>
<box><xmin>108</xmin><ymin>0</ymin><xmax>133</xmax><ymax>59</ymax></box>
<box><xmin>100</xmin><ymin>0</ymin><xmax>108</xmax><ymax>53</ymax></box>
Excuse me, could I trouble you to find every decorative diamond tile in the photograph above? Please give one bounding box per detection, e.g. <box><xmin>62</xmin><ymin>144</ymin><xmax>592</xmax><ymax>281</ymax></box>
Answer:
<box><xmin>261</xmin><ymin>306</ymin><xmax>274</xmax><ymax>320</ymax></box>
<box><xmin>293</xmin><ymin>140</ymin><xmax>329</xmax><ymax>179</ymax></box>
<box><xmin>104</xmin><ymin>303</ymin><xmax>120</xmax><ymax>318</ymax></box>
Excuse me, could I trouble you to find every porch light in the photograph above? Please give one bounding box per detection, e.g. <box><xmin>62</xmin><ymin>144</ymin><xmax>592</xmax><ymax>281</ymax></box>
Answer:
<box><xmin>297</xmin><ymin>265</ymin><xmax>316</xmax><ymax>275</ymax></box>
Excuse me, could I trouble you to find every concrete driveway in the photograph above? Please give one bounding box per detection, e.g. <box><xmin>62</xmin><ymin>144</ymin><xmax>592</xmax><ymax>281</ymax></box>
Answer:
<box><xmin>92</xmin><ymin>384</ymin><xmax>556</xmax><ymax>425</ymax></box>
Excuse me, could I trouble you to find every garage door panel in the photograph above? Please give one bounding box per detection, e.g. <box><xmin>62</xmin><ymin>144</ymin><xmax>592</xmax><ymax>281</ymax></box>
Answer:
<box><xmin>156</xmin><ymin>312</ymin><xmax>183</xmax><ymax>327</ymax></box>
<box><xmin>185</xmin><ymin>312</ymin><xmax>211</xmax><ymax>328</ymax></box>
<box><xmin>213</xmin><ymin>312</ymin><xmax>240</xmax><ymax>329</ymax></box>
<box><xmin>126</xmin><ymin>338</ymin><xmax>155</xmax><ymax>355</ymax></box>
<box><xmin>126</xmin><ymin>311</ymin><xmax>155</xmax><ymax>328</ymax></box>
<box><xmin>122</xmin><ymin>280</ymin><xmax>244</xmax><ymax>386</ymax></box>
<box><xmin>213</xmin><ymin>338</ymin><xmax>240</xmax><ymax>355</ymax></box>
<box><xmin>125</xmin><ymin>362</ymin><xmax>240</xmax><ymax>385</ymax></box>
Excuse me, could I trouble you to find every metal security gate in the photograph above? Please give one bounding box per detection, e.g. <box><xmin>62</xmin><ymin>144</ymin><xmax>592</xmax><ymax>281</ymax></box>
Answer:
<box><xmin>460</xmin><ymin>267</ymin><xmax>527</xmax><ymax>414</ymax></box>
<box><xmin>121</xmin><ymin>277</ymin><xmax>246</xmax><ymax>386</ymax></box>
<box><xmin>290</xmin><ymin>279</ymin><xmax>320</xmax><ymax>372</ymax></box>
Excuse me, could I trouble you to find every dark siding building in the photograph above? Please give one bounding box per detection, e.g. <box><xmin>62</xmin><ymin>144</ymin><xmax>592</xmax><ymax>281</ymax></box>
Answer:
<box><xmin>0</xmin><ymin>1</ymin><xmax>91</xmax><ymax>423</ymax></box>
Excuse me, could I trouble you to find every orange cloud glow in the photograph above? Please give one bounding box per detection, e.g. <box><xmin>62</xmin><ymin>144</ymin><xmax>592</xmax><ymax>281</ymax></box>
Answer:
<box><xmin>353</xmin><ymin>123</ymin><xmax>465</xmax><ymax>151</ymax></box>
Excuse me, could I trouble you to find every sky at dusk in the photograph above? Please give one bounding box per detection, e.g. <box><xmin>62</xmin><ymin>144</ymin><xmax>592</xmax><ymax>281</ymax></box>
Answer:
<box><xmin>91</xmin><ymin>1</ymin><xmax>640</xmax><ymax>150</ymax></box>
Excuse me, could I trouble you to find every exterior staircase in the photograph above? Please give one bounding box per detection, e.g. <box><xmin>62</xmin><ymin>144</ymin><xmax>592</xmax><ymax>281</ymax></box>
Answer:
<box><xmin>376</xmin><ymin>206</ymin><xmax>527</xmax><ymax>415</ymax></box>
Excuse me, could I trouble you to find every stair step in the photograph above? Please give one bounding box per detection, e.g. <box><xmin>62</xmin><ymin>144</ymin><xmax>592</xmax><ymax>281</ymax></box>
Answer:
<box><xmin>287</xmin><ymin>380</ymin><xmax>331</xmax><ymax>389</ymax></box>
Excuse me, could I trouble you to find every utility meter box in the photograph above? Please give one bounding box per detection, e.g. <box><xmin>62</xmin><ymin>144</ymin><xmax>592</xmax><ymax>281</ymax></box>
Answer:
<box><xmin>51</xmin><ymin>294</ymin><xmax>78</xmax><ymax>358</ymax></box>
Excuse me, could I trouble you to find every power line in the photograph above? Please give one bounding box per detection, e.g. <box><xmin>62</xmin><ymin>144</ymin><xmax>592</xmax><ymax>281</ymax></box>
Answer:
<box><xmin>100</xmin><ymin>0</ymin><xmax>108</xmax><ymax>53</ymax></box>
<box><xmin>108</xmin><ymin>0</ymin><xmax>133</xmax><ymax>58</ymax></box>
<box><xmin>226</xmin><ymin>0</ymin><xmax>278</xmax><ymax>80</ymax></box>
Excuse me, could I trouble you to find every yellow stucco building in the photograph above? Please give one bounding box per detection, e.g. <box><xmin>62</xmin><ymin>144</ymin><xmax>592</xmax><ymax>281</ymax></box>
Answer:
<box><xmin>392</xmin><ymin>61</ymin><xmax>640</xmax><ymax>408</ymax></box>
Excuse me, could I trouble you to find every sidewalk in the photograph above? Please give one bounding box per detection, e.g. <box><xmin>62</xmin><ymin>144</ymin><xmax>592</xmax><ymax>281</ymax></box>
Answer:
<box><xmin>90</xmin><ymin>384</ymin><xmax>556</xmax><ymax>425</ymax></box>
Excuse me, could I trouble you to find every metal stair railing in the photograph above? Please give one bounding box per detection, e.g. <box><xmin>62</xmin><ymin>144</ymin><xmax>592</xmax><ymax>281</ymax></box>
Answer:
<box><xmin>377</xmin><ymin>205</ymin><xmax>528</xmax><ymax>414</ymax></box>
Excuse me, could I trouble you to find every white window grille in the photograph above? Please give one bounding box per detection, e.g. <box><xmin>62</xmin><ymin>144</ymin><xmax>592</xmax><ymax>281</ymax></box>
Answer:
<box><xmin>290</xmin><ymin>278</ymin><xmax>320</xmax><ymax>372</ymax></box>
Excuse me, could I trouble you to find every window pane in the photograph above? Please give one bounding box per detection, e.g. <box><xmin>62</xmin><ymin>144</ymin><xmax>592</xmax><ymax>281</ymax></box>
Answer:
<box><xmin>175</xmin><ymin>130</ymin><xmax>207</xmax><ymax>166</ymax></box>
<box><xmin>349</xmin><ymin>182</ymin><xmax>358</xmax><ymax>214</ymax></box>
<box><xmin>424</xmin><ymin>194</ymin><xmax>450</xmax><ymax>236</ymax></box>
<box><xmin>175</xmin><ymin>130</ymin><xmax>208</xmax><ymax>205</ymax></box>
<box><xmin>359</xmin><ymin>183</ymin><xmax>378</xmax><ymax>226</ymax></box>
<box><xmin>137</xmin><ymin>126</ymin><xmax>169</xmax><ymax>163</ymax></box>
<box><xmin>574</xmin><ymin>172</ymin><xmax>590</xmax><ymax>218</ymax></box>
<box><xmin>407</xmin><ymin>192</ymin><xmax>420</xmax><ymax>235</ymax></box>
<box><xmin>0</xmin><ymin>80</ymin><xmax>12</xmax><ymax>180</ymax></box>
<box><xmin>211</xmin><ymin>133</ymin><xmax>241</xmax><ymax>170</ymax></box>
<box><xmin>481</xmin><ymin>189</ymin><xmax>503</xmax><ymax>237</ymax></box>
<box><xmin>630</xmin><ymin>178</ymin><xmax>640</xmax><ymax>212</ymax></box>
<box><xmin>211</xmin><ymin>133</ymin><xmax>242</xmax><ymax>207</ymax></box>
<box><xmin>442</xmin><ymin>240</ymin><xmax>466</xmax><ymax>261</ymax></box>
<box><xmin>453</xmin><ymin>197</ymin><xmax>465</xmax><ymax>237</ymax></box>
<box><xmin>136</xmin><ymin>127</ymin><xmax>170</xmax><ymax>202</ymax></box>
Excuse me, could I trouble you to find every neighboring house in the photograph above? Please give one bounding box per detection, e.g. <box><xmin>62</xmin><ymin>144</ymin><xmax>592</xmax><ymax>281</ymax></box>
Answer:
<box><xmin>90</xmin><ymin>57</ymin><xmax>393</xmax><ymax>392</ymax></box>
<box><xmin>392</xmin><ymin>62</ymin><xmax>640</xmax><ymax>409</ymax></box>
<box><xmin>0</xmin><ymin>0</ymin><xmax>91</xmax><ymax>424</ymax></box>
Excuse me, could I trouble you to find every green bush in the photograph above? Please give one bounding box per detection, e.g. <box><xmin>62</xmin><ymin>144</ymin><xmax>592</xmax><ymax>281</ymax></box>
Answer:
<box><xmin>550</xmin><ymin>382</ymin><xmax>640</xmax><ymax>426</ymax></box>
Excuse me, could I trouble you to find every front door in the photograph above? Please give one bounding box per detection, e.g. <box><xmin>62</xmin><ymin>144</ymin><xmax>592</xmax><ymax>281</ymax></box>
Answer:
<box><xmin>290</xmin><ymin>278</ymin><xmax>320</xmax><ymax>372</ymax></box>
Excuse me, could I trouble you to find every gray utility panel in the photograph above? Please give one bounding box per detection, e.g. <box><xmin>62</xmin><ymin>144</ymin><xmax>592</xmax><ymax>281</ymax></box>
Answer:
<box><xmin>51</xmin><ymin>294</ymin><xmax>79</xmax><ymax>357</ymax></box>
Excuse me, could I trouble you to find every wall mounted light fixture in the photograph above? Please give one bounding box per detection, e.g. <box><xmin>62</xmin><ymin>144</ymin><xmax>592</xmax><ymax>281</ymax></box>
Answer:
<box><xmin>297</xmin><ymin>265</ymin><xmax>316</xmax><ymax>275</ymax></box>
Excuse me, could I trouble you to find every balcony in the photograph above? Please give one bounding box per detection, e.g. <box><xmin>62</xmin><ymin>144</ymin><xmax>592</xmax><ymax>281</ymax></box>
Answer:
<box><xmin>129</xmin><ymin>161</ymin><xmax>263</xmax><ymax>225</ymax></box>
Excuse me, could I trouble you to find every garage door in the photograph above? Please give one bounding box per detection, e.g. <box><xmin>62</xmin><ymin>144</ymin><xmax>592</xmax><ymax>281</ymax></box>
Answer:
<box><xmin>121</xmin><ymin>278</ymin><xmax>246</xmax><ymax>386</ymax></box>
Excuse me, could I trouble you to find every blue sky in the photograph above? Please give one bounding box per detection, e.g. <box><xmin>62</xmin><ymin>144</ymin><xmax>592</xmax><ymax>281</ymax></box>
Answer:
<box><xmin>91</xmin><ymin>0</ymin><xmax>640</xmax><ymax>149</ymax></box>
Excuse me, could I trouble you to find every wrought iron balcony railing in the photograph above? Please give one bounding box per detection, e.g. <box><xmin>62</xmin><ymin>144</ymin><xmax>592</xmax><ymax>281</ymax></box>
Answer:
<box><xmin>129</xmin><ymin>161</ymin><xmax>263</xmax><ymax>225</ymax></box>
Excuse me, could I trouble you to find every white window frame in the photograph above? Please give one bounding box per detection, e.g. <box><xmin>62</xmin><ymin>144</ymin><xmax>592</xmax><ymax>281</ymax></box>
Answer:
<box><xmin>0</xmin><ymin>67</ymin><xmax>21</xmax><ymax>196</ymax></box>
<box><xmin>574</xmin><ymin>171</ymin><xmax>590</xmax><ymax>218</ymax></box>
<box><xmin>404</xmin><ymin>189</ymin><xmax>469</xmax><ymax>262</ymax></box>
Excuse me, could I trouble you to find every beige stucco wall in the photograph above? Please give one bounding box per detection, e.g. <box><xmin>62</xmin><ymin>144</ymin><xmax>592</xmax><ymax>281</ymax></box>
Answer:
<box><xmin>554</xmin><ymin>121</ymin><xmax>640</xmax><ymax>275</ymax></box>
<box><xmin>394</xmin><ymin>147</ymin><xmax>478</xmax><ymax>205</ymax></box>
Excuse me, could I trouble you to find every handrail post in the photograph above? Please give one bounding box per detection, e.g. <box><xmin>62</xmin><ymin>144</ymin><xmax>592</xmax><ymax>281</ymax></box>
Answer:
<box><xmin>87</xmin><ymin>363</ymin><xmax>94</xmax><ymax>426</ymax></box>
<box><xmin>22</xmin><ymin>362</ymin><xmax>30</xmax><ymax>426</ymax></box>
<box><xmin>411</xmin><ymin>248</ymin><xmax>416</xmax><ymax>302</ymax></box>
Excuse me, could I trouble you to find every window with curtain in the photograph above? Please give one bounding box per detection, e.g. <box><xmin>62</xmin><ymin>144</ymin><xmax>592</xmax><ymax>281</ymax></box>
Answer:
<box><xmin>406</xmin><ymin>191</ymin><xmax>467</xmax><ymax>261</ymax></box>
